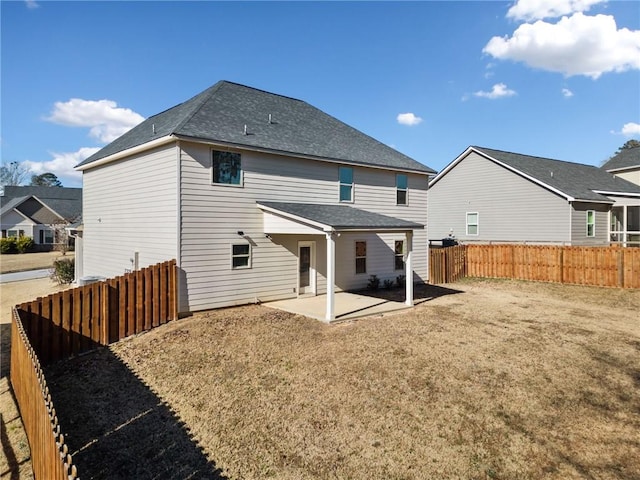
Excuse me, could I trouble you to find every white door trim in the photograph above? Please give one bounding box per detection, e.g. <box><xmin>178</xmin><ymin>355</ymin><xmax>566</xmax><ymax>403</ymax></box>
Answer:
<box><xmin>297</xmin><ymin>241</ymin><xmax>316</xmax><ymax>297</ymax></box>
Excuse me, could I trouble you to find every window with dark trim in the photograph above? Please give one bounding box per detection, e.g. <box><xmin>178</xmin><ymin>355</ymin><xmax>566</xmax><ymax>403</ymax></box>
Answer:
<box><xmin>396</xmin><ymin>174</ymin><xmax>408</xmax><ymax>205</ymax></box>
<box><xmin>339</xmin><ymin>166</ymin><xmax>353</xmax><ymax>202</ymax></box>
<box><xmin>213</xmin><ymin>150</ymin><xmax>242</xmax><ymax>185</ymax></box>
<box><xmin>232</xmin><ymin>244</ymin><xmax>251</xmax><ymax>269</ymax></box>
<box><xmin>394</xmin><ymin>240</ymin><xmax>405</xmax><ymax>270</ymax></box>
<box><xmin>355</xmin><ymin>241</ymin><xmax>367</xmax><ymax>274</ymax></box>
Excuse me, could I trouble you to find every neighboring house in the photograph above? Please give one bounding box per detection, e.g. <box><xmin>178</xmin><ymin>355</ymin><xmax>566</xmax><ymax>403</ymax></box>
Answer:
<box><xmin>1</xmin><ymin>186</ymin><xmax>82</xmax><ymax>249</ymax></box>
<box><xmin>428</xmin><ymin>146</ymin><xmax>640</xmax><ymax>246</ymax></box>
<box><xmin>601</xmin><ymin>145</ymin><xmax>640</xmax><ymax>187</ymax></box>
<box><xmin>75</xmin><ymin>80</ymin><xmax>436</xmax><ymax>320</ymax></box>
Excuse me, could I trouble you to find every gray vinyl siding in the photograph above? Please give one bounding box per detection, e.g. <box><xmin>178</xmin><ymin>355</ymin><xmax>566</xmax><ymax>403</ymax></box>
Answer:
<box><xmin>82</xmin><ymin>144</ymin><xmax>179</xmax><ymax>279</ymax></box>
<box><xmin>179</xmin><ymin>142</ymin><xmax>428</xmax><ymax>312</ymax></box>
<box><xmin>570</xmin><ymin>202</ymin><xmax>610</xmax><ymax>245</ymax></box>
<box><xmin>428</xmin><ymin>151</ymin><xmax>570</xmax><ymax>244</ymax></box>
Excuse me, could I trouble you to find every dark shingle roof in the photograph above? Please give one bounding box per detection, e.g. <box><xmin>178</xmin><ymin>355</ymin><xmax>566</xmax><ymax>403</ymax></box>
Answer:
<box><xmin>1</xmin><ymin>186</ymin><xmax>82</xmax><ymax>221</ymax></box>
<box><xmin>601</xmin><ymin>146</ymin><xmax>640</xmax><ymax>172</ymax></box>
<box><xmin>473</xmin><ymin>146</ymin><xmax>640</xmax><ymax>202</ymax></box>
<box><xmin>258</xmin><ymin>201</ymin><xmax>423</xmax><ymax>230</ymax></box>
<box><xmin>77</xmin><ymin>81</ymin><xmax>435</xmax><ymax>174</ymax></box>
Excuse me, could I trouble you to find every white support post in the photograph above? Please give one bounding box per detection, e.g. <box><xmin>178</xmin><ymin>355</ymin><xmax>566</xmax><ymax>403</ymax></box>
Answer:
<box><xmin>326</xmin><ymin>232</ymin><xmax>336</xmax><ymax>322</ymax></box>
<box><xmin>405</xmin><ymin>230</ymin><xmax>414</xmax><ymax>306</ymax></box>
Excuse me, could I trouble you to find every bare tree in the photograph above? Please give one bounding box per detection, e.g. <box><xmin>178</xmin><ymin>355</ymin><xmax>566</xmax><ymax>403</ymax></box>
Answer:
<box><xmin>0</xmin><ymin>161</ymin><xmax>29</xmax><ymax>186</ymax></box>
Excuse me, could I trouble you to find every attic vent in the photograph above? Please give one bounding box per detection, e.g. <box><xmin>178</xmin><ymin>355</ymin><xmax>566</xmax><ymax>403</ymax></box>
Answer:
<box><xmin>268</xmin><ymin>114</ymin><xmax>273</xmax><ymax>124</ymax></box>
<box><xmin>550</xmin><ymin>171</ymin><xmax>554</xmax><ymax>178</ymax></box>
<box><xmin>243</xmin><ymin>124</ymin><xmax>248</xmax><ymax>135</ymax></box>
<box><xmin>152</xmin><ymin>124</ymin><xmax>156</xmax><ymax>135</ymax></box>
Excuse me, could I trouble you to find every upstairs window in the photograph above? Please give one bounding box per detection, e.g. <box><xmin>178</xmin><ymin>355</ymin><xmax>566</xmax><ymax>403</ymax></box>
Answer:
<box><xmin>355</xmin><ymin>241</ymin><xmax>367</xmax><ymax>274</ymax></box>
<box><xmin>339</xmin><ymin>167</ymin><xmax>353</xmax><ymax>202</ymax></box>
<box><xmin>213</xmin><ymin>150</ymin><xmax>242</xmax><ymax>185</ymax></box>
<box><xmin>396</xmin><ymin>174</ymin><xmax>408</xmax><ymax>205</ymax></box>
<box><xmin>586</xmin><ymin>210</ymin><xmax>595</xmax><ymax>237</ymax></box>
<box><xmin>466</xmin><ymin>212</ymin><xmax>479</xmax><ymax>235</ymax></box>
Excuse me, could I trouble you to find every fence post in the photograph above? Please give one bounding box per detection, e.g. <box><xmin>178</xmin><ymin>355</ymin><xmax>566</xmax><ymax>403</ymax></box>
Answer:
<box><xmin>101</xmin><ymin>282</ymin><xmax>110</xmax><ymax>345</ymax></box>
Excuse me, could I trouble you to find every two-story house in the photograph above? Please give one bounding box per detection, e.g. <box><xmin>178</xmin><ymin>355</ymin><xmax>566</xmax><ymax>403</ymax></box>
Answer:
<box><xmin>75</xmin><ymin>81</ymin><xmax>435</xmax><ymax>321</ymax></box>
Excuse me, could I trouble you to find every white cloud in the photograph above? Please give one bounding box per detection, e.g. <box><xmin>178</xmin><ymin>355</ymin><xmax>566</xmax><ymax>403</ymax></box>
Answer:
<box><xmin>396</xmin><ymin>112</ymin><xmax>423</xmax><ymax>126</ymax></box>
<box><xmin>621</xmin><ymin>122</ymin><xmax>640</xmax><ymax>136</ymax></box>
<box><xmin>562</xmin><ymin>88</ymin><xmax>574</xmax><ymax>97</ymax></box>
<box><xmin>25</xmin><ymin>0</ymin><xmax>39</xmax><ymax>9</ymax></box>
<box><xmin>507</xmin><ymin>0</ymin><xmax>604</xmax><ymax>21</ymax></box>
<box><xmin>23</xmin><ymin>147</ymin><xmax>100</xmax><ymax>184</ymax></box>
<box><xmin>473</xmin><ymin>83</ymin><xmax>517</xmax><ymax>99</ymax></box>
<box><xmin>484</xmin><ymin>13</ymin><xmax>640</xmax><ymax>79</ymax></box>
<box><xmin>46</xmin><ymin>98</ymin><xmax>145</xmax><ymax>143</ymax></box>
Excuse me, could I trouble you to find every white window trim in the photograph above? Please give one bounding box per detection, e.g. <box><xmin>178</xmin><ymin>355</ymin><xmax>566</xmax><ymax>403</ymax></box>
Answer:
<box><xmin>231</xmin><ymin>243</ymin><xmax>252</xmax><ymax>269</ymax></box>
<box><xmin>394</xmin><ymin>239</ymin><xmax>405</xmax><ymax>271</ymax></box>
<box><xmin>396</xmin><ymin>174</ymin><xmax>408</xmax><ymax>206</ymax></box>
<box><xmin>466</xmin><ymin>212</ymin><xmax>479</xmax><ymax>236</ymax></box>
<box><xmin>586</xmin><ymin>210</ymin><xmax>595</xmax><ymax>237</ymax></box>
<box><xmin>355</xmin><ymin>240</ymin><xmax>367</xmax><ymax>274</ymax></box>
<box><xmin>339</xmin><ymin>166</ymin><xmax>354</xmax><ymax>203</ymax></box>
<box><xmin>212</xmin><ymin>149</ymin><xmax>244</xmax><ymax>187</ymax></box>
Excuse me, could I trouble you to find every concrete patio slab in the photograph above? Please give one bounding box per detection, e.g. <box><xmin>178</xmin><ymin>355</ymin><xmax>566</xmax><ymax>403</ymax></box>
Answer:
<box><xmin>265</xmin><ymin>292</ymin><xmax>412</xmax><ymax>323</ymax></box>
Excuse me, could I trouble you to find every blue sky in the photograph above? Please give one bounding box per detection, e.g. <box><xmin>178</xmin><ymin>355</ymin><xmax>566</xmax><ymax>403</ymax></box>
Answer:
<box><xmin>2</xmin><ymin>0</ymin><xmax>639</xmax><ymax>188</ymax></box>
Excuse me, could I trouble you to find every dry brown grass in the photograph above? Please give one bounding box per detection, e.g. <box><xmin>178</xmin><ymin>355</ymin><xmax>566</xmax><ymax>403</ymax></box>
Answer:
<box><xmin>44</xmin><ymin>279</ymin><xmax>640</xmax><ymax>479</ymax></box>
<box><xmin>0</xmin><ymin>251</ymin><xmax>65</xmax><ymax>274</ymax></box>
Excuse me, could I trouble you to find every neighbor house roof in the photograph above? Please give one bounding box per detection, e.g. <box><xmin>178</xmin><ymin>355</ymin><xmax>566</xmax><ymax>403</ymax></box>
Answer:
<box><xmin>431</xmin><ymin>146</ymin><xmax>640</xmax><ymax>203</ymax></box>
<box><xmin>1</xmin><ymin>186</ymin><xmax>82</xmax><ymax>222</ymax></box>
<box><xmin>77</xmin><ymin>81</ymin><xmax>435</xmax><ymax>174</ymax></box>
<box><xmin>257</xmin><ymin>202</ymin><xmax>424</xmax><ymax>232</ymax></box>
<box><xmin>601</xmin><ymin>146</ymin><xmax>640</xmax><ymax>172</ymax></box>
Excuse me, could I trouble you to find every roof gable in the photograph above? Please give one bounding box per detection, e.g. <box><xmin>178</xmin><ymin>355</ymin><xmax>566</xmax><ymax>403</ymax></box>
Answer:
<box><xmin>1</xmin><ymin>187</ymin><xmax>82</xmax><ymax>222</ymax></box>
<box><xmin>77</xmin><ymin>81</ymin><xmax>435</xmax><ymax>174</ymax></box>
<box><xmin>431</xmin><ymin>146</ymin><xmax>640</xmax><ymax>203</ymax></box>
<box><xmin>601</xmin><ymin>146</ymin><xmax>640</xmax><ymax>172</ymax></box>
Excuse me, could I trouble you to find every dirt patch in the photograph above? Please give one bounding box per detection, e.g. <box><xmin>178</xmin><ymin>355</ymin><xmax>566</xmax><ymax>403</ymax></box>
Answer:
<box><xmin>44</xmin><ymin>279</ymin><xmax>640</xmax><ymax>480</ymax></box>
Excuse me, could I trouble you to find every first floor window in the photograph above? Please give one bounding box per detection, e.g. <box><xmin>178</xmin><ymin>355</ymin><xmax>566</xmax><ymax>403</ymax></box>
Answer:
<box><xmin>213</xmin><ymin>150</ymin><xmax>242</xmax><ymax>185</ymax></box>
<box><xmin>232</xmin><ymin>244</ymin><xmax>251</xmax><ymax>269</ymax></box>
<box><xmin>7</xmin><ymin>229</ymin><xmax>23</xmax><ymax>238</ymax></box>
<box><xmin>394</xmin><ymin>240</ymin><xmax>405</xmax><ymax>270</ymax></box>
<box><xmin>339</xmin><ymin>166</ymin><xmax>354</xmax><ymax>202</ymax></box>
<box><xmin>355</xmin><ymin>241</ymin><xmax>367</xmax><ymax>274</ymax></box>
<box><xmin>466</xmin><ymin>212</ymin><xmax>479</xmax><ymax>235</ymax></box>
<box><xmin>586</xmin><ymin>210</ymin><xmax>595</xmax><ymax>237</ymax></box>
<box><xmin>396</xmin><ymin>174</ymin><xmax>408</xmax><ymax>205</ymax></box>
<box><xmin>40</xmin><ymin>229</ymin><xmax>54</xmax><ymax>244</ymax></box>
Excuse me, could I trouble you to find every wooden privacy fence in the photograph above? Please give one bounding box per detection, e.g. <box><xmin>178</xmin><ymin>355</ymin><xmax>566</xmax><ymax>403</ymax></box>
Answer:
<box><xmin>430</xmin><ymin>245</ymin><xmax>640</xmax><ymax>288</ymax></box>
<box><xmin>429</xmin><ymin>245</ymin><xmax>466</xmax><ymax>284</ymax></box>
<box><xmin>16</xmin><ymin>259</ymin><xmax>178</xmax><ymax>365</ymax></box>
<box><xmin>10</xmin><ymin>259</ymin><xmax>178</xmax><ymax>480</ymax></box>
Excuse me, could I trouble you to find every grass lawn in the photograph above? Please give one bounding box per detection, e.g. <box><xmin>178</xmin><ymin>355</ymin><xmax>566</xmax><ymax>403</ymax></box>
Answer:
<box><xmin>0</xmin><ymin>251</ymin><xmax>67</xmax><ymax>274</ymax></box>
<box><xmin>45</xmin><ymin>279</ymin><xmax>639</xmax><ymax>479</ymax></box>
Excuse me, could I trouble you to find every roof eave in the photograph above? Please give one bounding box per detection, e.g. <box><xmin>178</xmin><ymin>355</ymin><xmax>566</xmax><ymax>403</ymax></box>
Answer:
<box><xmin>173</xmin><ymin>134</ymin><xmax>434</xmax><ymax>175</ymax></box>
<box><xmin>75</xmin><ymin>135</ymin><xmax>176</xmax><ymax>171</ymax></box>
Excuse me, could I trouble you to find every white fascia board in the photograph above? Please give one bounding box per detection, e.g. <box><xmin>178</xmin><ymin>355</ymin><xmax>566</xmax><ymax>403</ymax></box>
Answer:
<box><xmin>75</xmin><ymin>135</ymin><xmax>176</xmax><ymax>171</ymax></box>
<box><xmin>472</xmin><ymin>148</ymin><xmax>575</xmax><ymax>202</ymax></box>
<box><xmin>257</xmin><ymin>203</ymin><xmax>334</xmax><ymax>233</ymax></box>
<box><xmin>172</xmin><ymin>134</ymin><xmax>433</xmax><ymax>176</ymax></box>
<box><xmin>594</xmin><ymin>190</ymin><xmax>640</xmax><ymax>198</ymax></box>
<box><xmin>428</xmin><ymin>146</ymin><xmax>475</xmax><ymax>188</ymax></box>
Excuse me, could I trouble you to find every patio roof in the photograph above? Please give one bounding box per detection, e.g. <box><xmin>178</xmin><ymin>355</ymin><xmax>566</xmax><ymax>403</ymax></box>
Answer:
<box><xmin>257</xmin><ymin>201</ymin><xmax>424</xmax><ymax>233</ymax></box>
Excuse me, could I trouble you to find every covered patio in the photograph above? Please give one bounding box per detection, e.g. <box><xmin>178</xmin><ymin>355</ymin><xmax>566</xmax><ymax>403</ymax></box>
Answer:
<box><xmin>266</xmin><ymin>291</ymin><xmax>412</xmax><ymax>323</ymax></box>
<box><xmin>257</xmin><ymin>201</ymin><xmax>424</xmax><ymax>323</ymax></box>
